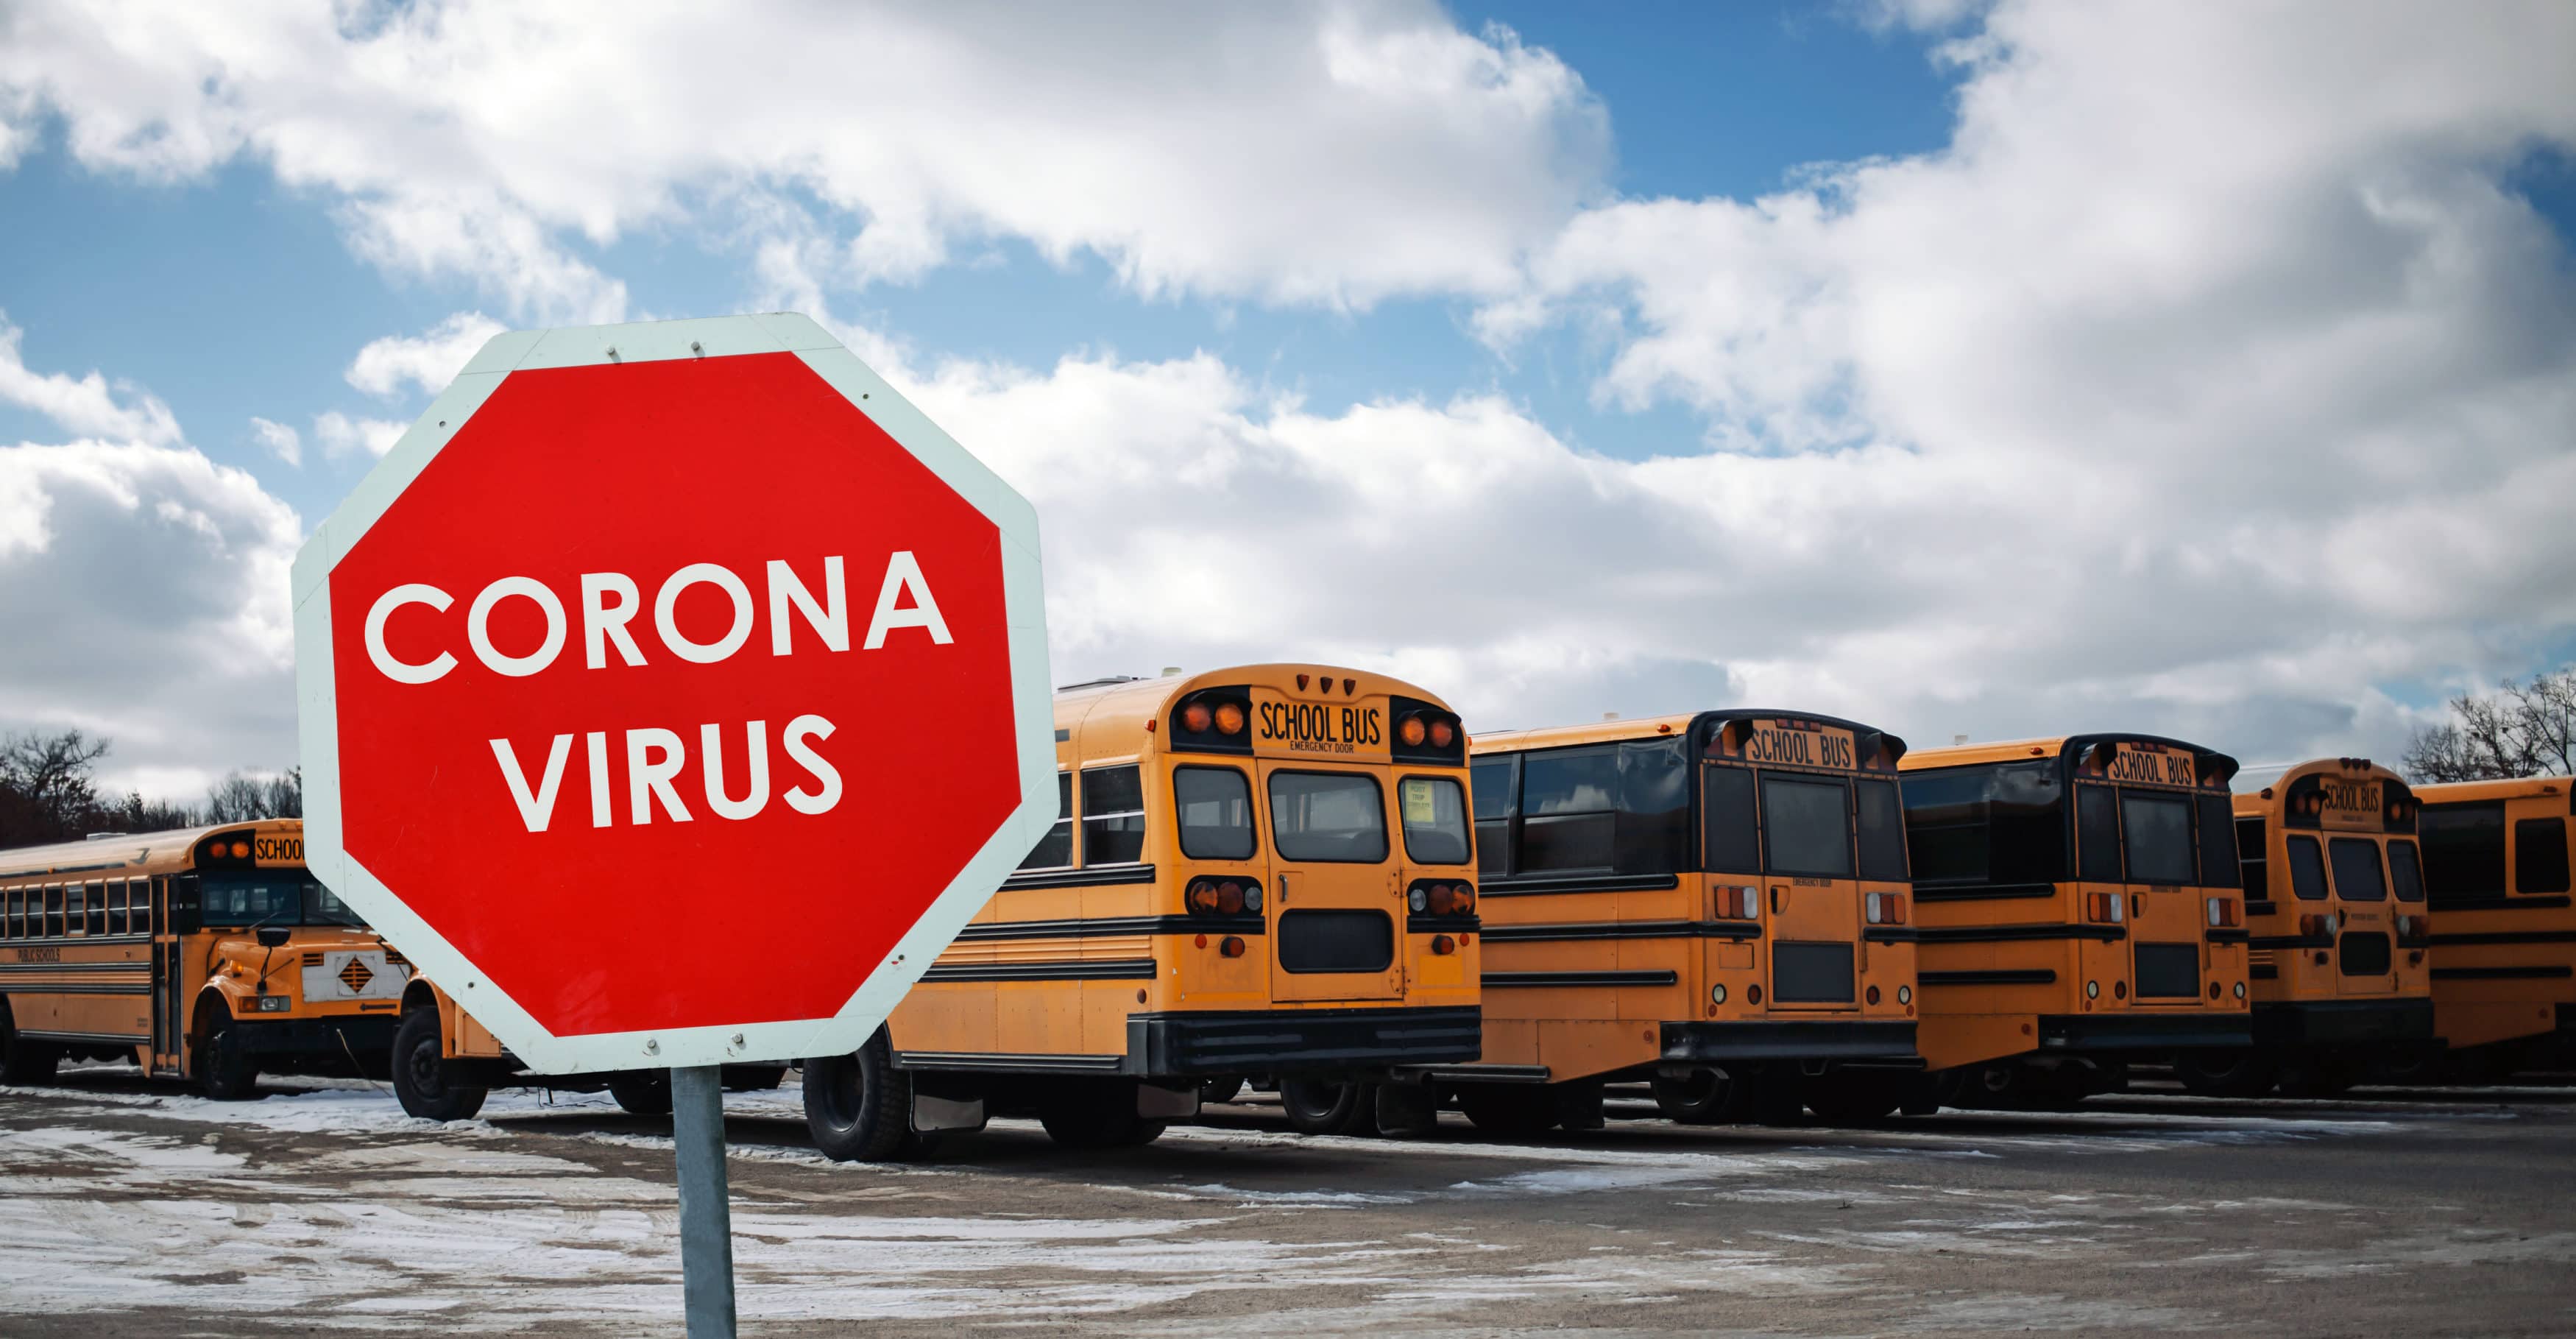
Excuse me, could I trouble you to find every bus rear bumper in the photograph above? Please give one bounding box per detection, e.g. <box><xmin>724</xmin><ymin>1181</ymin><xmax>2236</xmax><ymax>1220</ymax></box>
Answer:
<box><xmin>2252</xmin><ymin>997</ymin><xmax>2436</xmax><ymax>1047</ymax></box>
<box><xmin>1124</xmin><ymin>1006</ymin><xmax>1480</xmax><ymax>1079</ymax></box>
<box><xmin>2037</xmin><ymin>1011</ymin><xmax>2251</xmax><ymax>1053</ymax></box>
<box><xmin>1659</xmin><ymin>1019</ymin><xmax>1919</xmax><ymax>1065</ymax></box>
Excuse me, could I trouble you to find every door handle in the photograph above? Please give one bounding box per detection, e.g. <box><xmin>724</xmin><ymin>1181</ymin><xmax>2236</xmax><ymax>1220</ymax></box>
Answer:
<box><xmin>1275</xmin><ymin>872</ymin><xmax>1292</xmax><ymax>905</ymax></box>
<box><xmin>1770</xmin><ymin>885</ymin><xmax>1786</xmax><ymax>914</ymax></box>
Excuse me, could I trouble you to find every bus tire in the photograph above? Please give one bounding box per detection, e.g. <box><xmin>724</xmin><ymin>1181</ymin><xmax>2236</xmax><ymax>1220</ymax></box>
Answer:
<box><xmin>609</xmin><ymin>1072</ymin><xmax>674</xmax><ymax>1117</ymax></box>
<box><xmin>197</xmin><ymin>1017</ymin><xmax>261</xmax><ymax>1102</ymax></box>
<box><xmin>803</xmin><ymin>1033</ymin><xmax>916</xmax><ymax>1162</ymax></box>
<box><xmin>391</xmin><ymin>1008</ymin><xmax>487</xmax><ymax>1121</ymax></box>
<box><xmin>721</xmin><ymin>1064</ymin><xmax>789</xmax><ymax>1092</ymax></box>
<box><xmin>1038</xmin><ymin>1080</ymin><xmax>1168</xmax><ymax>1149</ymax></box>
<box><xmin>1456</xmin><ymin>1084</ymin><xmax>1558</xmax><ymax>1137</ymax></box>
<box><xmin>2174</xmin><ymin>1050</ymin><xmax>2278</xmax><ymax>1098</ymax></box>
<box><xmin>1280</xmin><ymin>1080</ymin><xmax>1377</xmax><ymax>1136</ymax></box>
<box><xmin>1199</xmin><ymin>1075</ymin><xmax>1247</xmax><ymax>1106</ymax></box>
<box><xmin>1802</xmin><ymin>1071</ymin><xmax>1904</xmax><ymax>1124</ymax></box>
<box><xmin>1652</xmin><ymin>1068</ymin><xmax>1750</xmax><ymax>1125</ymax></box>
<box><xmin>0</xmin><ymin>1002</ymin><xmax>58</xmax><ymax>1087</ymax></box>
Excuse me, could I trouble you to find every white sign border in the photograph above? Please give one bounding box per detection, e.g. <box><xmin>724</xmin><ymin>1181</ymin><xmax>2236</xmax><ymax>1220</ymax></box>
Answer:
<box><xmin>292</xmin><ymin>313</ymin><xmax>1058</xmax><ymax>1074</ymax></box>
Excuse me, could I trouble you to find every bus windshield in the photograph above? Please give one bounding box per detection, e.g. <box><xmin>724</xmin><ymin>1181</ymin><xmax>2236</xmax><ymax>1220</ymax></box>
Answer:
<box><xmin>199</xmin><ymin>870</ymin><xmax>367</xmax><ymax>928</ymax></box>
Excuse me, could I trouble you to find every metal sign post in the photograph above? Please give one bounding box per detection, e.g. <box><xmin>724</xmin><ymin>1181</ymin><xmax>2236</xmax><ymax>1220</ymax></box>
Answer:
<box><xmin>670</xmin><ymin>1066</ymin><xmax>736</xmax><ymax>1338</ymax></box>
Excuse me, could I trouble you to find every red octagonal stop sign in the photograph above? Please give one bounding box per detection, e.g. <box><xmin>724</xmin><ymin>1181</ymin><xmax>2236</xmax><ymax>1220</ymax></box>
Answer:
<box><xmin>293</xmin><ymin>314</ymin><xmax>1055</xmax><ymax>1073</ymax></box>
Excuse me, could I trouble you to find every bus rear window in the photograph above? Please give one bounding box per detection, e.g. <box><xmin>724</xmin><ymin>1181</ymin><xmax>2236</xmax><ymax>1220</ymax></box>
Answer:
<box><xmin>2388</xmin><ymin>839</ymin><xmax>2426</xmax><ymax>902</ymax></box>
<box><xmin>2287</xmin><ymin>835</ymin><xmax>2328</xmax><ymax>901</ymax></box>
<box><xmin>1761</xmin><ymin>777</ymin><xmax>1851</xmax><ymax>877</ymax></box>
<box><xmin>1703</xmin><ymin>765</ymin><xmax>1758</xmax><ymax>875</ymax></box>
<box><xmin>1855</xmin><ymin>778</ymin><xmax>1906</xmax><ymax>881</ymax></box>
<box><xmin>1270</xmin><ymin>771</ymin><xmax>1389</xmax><ymax>863</ymax></box>
<box><xmin>1398</xmin><ymin>777</ymin><xmax>1471</xmax><ymax>866</ymax></box>
<box><xmin>1081</xmin><ymin>766</ymin><xmax>1147</xmax><ymax>866</ymax></box>
<box><xmin>1019</xmin><ymin>773</ymin><xmax>1073</xmax><ymax>869</ymax></box>
<box><xmin>2078</xmin><ymin>786</ymin><xmax>2120</xmax><ymax>883</ymax></box>
<box><xmin>1175</xmin><ymin>766</ymin><xmax>1256</xmax><ymax>860</ymax></box>
<box><xmin>1470</xmin><ymin>757</ymin><xmax>1516</xmax><ymax>877</ymax></box>
<box><xmin>2120</xmin><ymin>793</ymin><xmax>2195</xmax><ymax>886</ymax></box>
<box><xmin>2328</xmin><ymin>838</ymin><xmax>2385</xmax><ymax>901</ymax></box>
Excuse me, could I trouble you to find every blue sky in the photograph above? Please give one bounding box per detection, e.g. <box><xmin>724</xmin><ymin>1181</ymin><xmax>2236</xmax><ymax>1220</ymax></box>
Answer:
<box><xmin>2</xmin><ymin>1</ymin><xmax>2571</xmax><ymax>798</ymax></box>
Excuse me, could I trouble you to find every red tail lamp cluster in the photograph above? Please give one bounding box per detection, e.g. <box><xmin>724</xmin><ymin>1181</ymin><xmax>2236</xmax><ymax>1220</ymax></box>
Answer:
<box><xmin>1396</xmin><ymin>713</ymin><xmax>1457</xmax><ymax>749</ymax></box>
<box><xmin>2084</xmin><ymin>891</ymin><xmax>2126</xmax><ymax>925</ymax></box>
<box><xmin>1864</xmin><ymin>892</ymin><xmax>1907</xmax><ymax>925</ymax></box>
<box><xmin>1178</xmin><ymin>700</ymin><xmax>1248</xmax><ymax>737</ymax></box>
<box><xmin>2298</xmin><ymin>911</ymin><xmax>2340</xmax><ymax>939</ymax></box>
<box><xmin>2205</xmin><ymin>897</ymin><xmax>2240</xmax><ymax>928</ymax></box>
<box><xmin>1712</xmin><ymin>885</ymin><xmax>1760</xmax><ymax>920</ymax></box>
<box><xmin>1407</xmin><ymin>880</ymin><xmax>1476</xmax><ymax>916</ymax></box>
<box><xmin>2396</xmin><ymin>913</ymin><xmax>2426</xmax><ymax>939</ymax></box>
<box><xmin>1186</xmin><ymin>876</ymin><xmax>1264</xmax><ymax>915</ymax></box>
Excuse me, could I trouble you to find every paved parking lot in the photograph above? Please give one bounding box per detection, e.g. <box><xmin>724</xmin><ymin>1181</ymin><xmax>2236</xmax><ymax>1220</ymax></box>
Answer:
<box><xmin>2</xmin><ymin>1066</ymin><xmax>2572</xmax><ymax>1336</ymax></box>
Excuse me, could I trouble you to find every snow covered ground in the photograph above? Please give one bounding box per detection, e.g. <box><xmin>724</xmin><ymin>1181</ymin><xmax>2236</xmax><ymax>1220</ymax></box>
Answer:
<box><xmin>1</xmin><ymin>1067</ymin><xmax>2571</xmax><ymax>1335</ymax></box>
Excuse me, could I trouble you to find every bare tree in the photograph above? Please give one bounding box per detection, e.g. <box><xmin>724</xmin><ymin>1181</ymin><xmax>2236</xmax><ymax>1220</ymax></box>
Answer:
<box><xmin>2402</xmin><ymin>668</ymin><xmax>2576</xmax><ymax>783</ymax></box>
<box><xmin>0</xmin><ymin>729</ymin><xmax>114</xmax><ymax>844</ymax></box>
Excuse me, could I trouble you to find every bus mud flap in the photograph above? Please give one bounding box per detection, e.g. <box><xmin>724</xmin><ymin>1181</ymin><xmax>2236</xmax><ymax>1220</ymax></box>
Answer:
<box><xmin>1136</xmin><ymin>1083</ymin><xmax>1202</xmax><ymax>1120</ymax></box>
<box><xmin>911</xmin><ymin>1093</ymin><xmax>988</xmax><ymax>1134</ymax></box>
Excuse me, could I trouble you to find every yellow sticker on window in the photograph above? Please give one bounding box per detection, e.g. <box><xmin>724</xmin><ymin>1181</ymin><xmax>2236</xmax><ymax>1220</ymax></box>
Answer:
<box><xmin>1401</xmin><ymin>779</ymin><xmax>1439</xmax><ymax>826</ymax></box>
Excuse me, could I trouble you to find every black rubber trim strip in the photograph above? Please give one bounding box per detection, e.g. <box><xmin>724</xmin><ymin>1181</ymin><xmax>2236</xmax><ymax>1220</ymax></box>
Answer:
<box><xmin>951</xmin><ymin>915</ymin><xmax>1261</xmax><ymax>941</ymax></box>
<box><xmin>2251</xmin><ymin>964</ymin><xmax>2280</xmax><ymax>979</ymax></box>
<box><xmin>1482</xmin><ymin>969</ymin><xmax>1679</xmax><ymax>988</ymax></box>
<box><xmin>2251</xmin><ymin>934</ymin><xmax>2332</xmax><ymax>950</ymax></box>
<box><xmin>1919</xmin><ymin>969</ymin><xmax>2058</xmax><ymax>986</ymax></box>
<box><xmin>893</xmin><ymin>1050</ymin><xmax>1126</xmax><ymax>1073</ymax></box>
<box><xmin>18</xmin><ymin>1029</ymin><xmax>146</xmax><ymax>1045</ymax></box>
<box><xmin>2430</xmin><ymin>895</ymin><xmax>2572</xmax><ymax>913</ymax></box>
<box><xmin>1911</xmin><ymin>922</ymin><xmax>2127</xmax><ymax>944</ymax></box>
<box><xmin>0</xmin><ymin>981</ymin><xmax>151</xmax><ymax>994</ymax></box>
<box><xmin>1862</xmin><ymin>928</ymin><xmax>1919</xmax><ymax>944</ymax></box>
<box><xmin>0</xmin><ymin>959</ymin><xmax>151</xmax><ymax>972</ymax></box>
<box><xmin>2207</xmin><ymin>928</ymin><xmax>2251</xmax><ymax>944</ymax></box>
<box><xmin>2427</xmin><ymin>930</ymin><xmax>2576</xmax><ymax>947</ymax></box>
<box><xmin>1912</xmin><ymin>883</ymin><xmax>2060</xmax><ymax>903</ymax></box>
<box><xmin>2246</xmin><ymin>900</ymin><xmax>2278</xmax><ymax>916</ymax></box>
<box><xmin>1477</xmin><ymin>920</ymin><xmax>1758</xmax><ymax>944</ymax></box>
<box><xmin>1476</xmin><ymin>872</ymin><xmax>1682</xmax><ymax>897</ymax></box>
<box><xmin>918</xmin><ymin>959</ymin><xmax>1157</xmax><ymax>983</ymax></box>
<box><xmin>2432</xmin><ymin>964</ymin><xmax>2574</xmax><ymax>981</ymax></box>
<box><xmin>999</xmin><ymin>864</ymin><xmax>1157</xmax><ymax>891</ymax></box>
<box><xmin>1405</xmin><ymin>915</ymin><xmax>1482</xmax><ymax>935</ymax></box>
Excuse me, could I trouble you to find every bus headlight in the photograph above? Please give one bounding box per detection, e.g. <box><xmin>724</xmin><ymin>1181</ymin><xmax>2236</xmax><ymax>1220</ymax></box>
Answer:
<box><xmin>1242</xmin><ymin>883</ymin><xmax>1263</xmax><ymax>913</ymax></box>
<box><xmin>1407</xmin><ymin>887</ymin><xmax>1428</xmax><ymax>913</ymax></box>
<box><xmin>255</xmin><ymin>994</ymin><xmax>292</xmax><ymax>1013</ymax></box>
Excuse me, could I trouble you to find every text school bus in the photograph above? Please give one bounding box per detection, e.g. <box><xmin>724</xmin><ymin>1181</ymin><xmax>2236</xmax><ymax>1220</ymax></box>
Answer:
<box><xmin>2415</xmin><ymin>775</ymin><xmax>2576</xmax><ymax>1075</ymax></box>
<box><xmin>1440</xmin><ymin>711</ymin><xmax>1922</xmax><ymax>1132</ymax></box>
<box><xmin>0</xmin><ymin>820</ymin><xmax>408</xmax><ymax>1098</ymax></box>
<box><xmin>1897</xmin><ymin>735</ymin><xmax>2252</xmax><ymax>1107</ymax></box>
<box><xmin>390</xmin><ymin>665</ymin><xmax>1485</xmax><ymax>1153</ymax></box>
<box><xmin>2165</xmin><ymin>758</ymin><xmax>2433</xmax><ymax>1096</ymax></box>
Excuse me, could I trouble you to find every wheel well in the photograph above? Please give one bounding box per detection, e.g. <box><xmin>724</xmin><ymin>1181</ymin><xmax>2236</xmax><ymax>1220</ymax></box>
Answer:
<box><xmin>402</xmin><ymin>981</ymin><xmax>439</xmax><ymax>1014</ymax></box>
<box><xmin>192</xmin><ymin>989</ymin><xmax>231</xmax><ymax>1042</ymax></box>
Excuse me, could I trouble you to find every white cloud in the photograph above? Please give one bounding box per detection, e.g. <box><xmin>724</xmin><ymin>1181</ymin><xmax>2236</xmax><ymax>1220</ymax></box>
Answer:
<box><xmin>1457</xmin><ymin>0</ymin><xmax>2576</xmax><ymax>761</ymax></box>
<box><xmin>0</xmin><ymin>312</ymin><xmax>182</xmax><ymax>445</ymax></box>
<box><xmin>247</xmin><ymin>415</ymin><xmax>300</xmax><ymax>466</ymax></box>
<box><xmin>0</xmin><ymin>3</ymin><xmax>1608</xmax><ymax>319</ymax></box>
<box><xmin>0</xmin><ymin>322</ymin><xmax>304</xmax><ymax>801</ymax></box>
<box><xmin>344</xmin><ymin>311</ymin><xmax>506</xmax><ymax>400</ymax></box>
<box><xmin>312</xmin><ymin>411</ymin><xmax>406</xmax><ymax>460</ymax></box>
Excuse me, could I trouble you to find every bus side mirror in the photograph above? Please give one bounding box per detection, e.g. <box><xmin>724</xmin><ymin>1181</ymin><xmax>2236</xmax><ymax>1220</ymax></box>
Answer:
<box><xmin>256</xmin><ymin>927</ymin><xmax>291</xmax><ymax>948</ymax></box>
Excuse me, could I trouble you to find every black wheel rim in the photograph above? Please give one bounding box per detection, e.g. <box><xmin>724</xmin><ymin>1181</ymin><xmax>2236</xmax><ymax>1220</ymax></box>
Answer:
<box><xmin>406</xmin><ymin>1036</ymin><xmax>444</xmax><ymax>1098</ymax></box>
<box><xmin>825</xmin><ymin>1058</ymin><xmax>864</xmax><ymax>1128</ymax></box>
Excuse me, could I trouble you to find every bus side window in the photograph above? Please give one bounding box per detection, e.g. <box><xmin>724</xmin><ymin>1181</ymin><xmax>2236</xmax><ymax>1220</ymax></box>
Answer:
<box><xmin>2286</xmin><ymin>835</ymin><xmax>2328</xmax><ymax>901</ymax></box>
<box><xmin>107</xmin><ymin>880</ymin><xmax>128</xmax><ymax>935</ymax></box>
<box><xmin>85</xmin><ymin>882</ymin><xmax>106</xmax><ymax>936</ymax></box>
<box><xmin>1703</xmin><ymin>764</ymin><xmax>1758</xmax><ymax>876</ymax></box>
<box><xmin>2077</xmin><ymin>785</ymin><xmax>2121</xmax><ymax>883</ymax></box>
<box><xmin>2235</xmin><ymin>816</ymin><xmax>2268</xmax><ymax>894</ymax></box>
<box><xmin>2196</xmin><ymin>794</ymin><xmax>2240</xmax><ymax>888</ymax></box>
<box><xmin>1615</xmin><ymin>738</ymin><xmax>1690</xmax><ymax>875</ymax></box>
<box><xmin>2418</xmin><ymin>802</ymin><xmax>2505</xmax><ymax>902</ymax></box>
<box><xmin>1</xmin><ymin>886</ymin><xmax>16</xmax><ymax>939</ymax></box>
<box><xmin>1519</xmin><ymin>747</ymin><xmax>1618</xmax><ymax>872</ymax></box>
<box><xmin>1080</xmin><ymin>766</ymin><xmax>1147</xmax><ymax>866</ymax></box>
<box><xmin>44</xmin><ymin>884</ymin><xmax>64</xmax><ymax>938</ymax></box>
<box><xmin>2516</xmin><ymin>817</ymin><xmax>2571</xmax><ymax>894</ymax></box>
<box><xmin>1019</xmin><ymin>772</ymin><xmax>1074</xmax><ymax>869</ymax></box>
<box><xmin>1470</xmin><ymin>755</ymin><xmax>1518</xmax><ymax>878</ymax></box>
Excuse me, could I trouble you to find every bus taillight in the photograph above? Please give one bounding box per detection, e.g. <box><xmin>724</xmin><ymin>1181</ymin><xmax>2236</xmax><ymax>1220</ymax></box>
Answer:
<box><xmin>2085</xmin><ymin>891</ymin><xmax>2125</xmax><ymax>924</ymax></box>
<box><xmin>1865</xmin><ymin>892</ymin><xmax>1907</xmax><ymax>925</ymax></box>
<box><xmin>1408</xmin><ymin>880</ymin><xmax>1476</xmax><ymax>916</ymax></box>
<box><xmin>1713</xmin><ymin>885</ymin><xmax>1760</xmax><ymax>920</ymax></box>
<box><xmin>2206</xmin><ymin>897</ymin><xmax>2240</xmax><ymax>928</ymax></box>
<box><xmin>1186</xmin><ymin>876</ymin><xmax>1262</xmax><ymax>915</ymax></box>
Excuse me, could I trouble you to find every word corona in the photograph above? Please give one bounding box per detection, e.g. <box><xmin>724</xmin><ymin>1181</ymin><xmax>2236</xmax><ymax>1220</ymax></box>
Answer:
<box><xmin>362</xmin><ymin>551</ymin><xmax>949</xmax><ymax>685</ymax></box>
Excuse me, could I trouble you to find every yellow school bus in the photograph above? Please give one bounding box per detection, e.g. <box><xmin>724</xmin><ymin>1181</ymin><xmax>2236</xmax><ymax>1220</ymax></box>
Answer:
<box><xmin>2415</xmin><ymin>774</ymin><xmax>2576</xmax><ymax>1075</ymax></box>
<box><xmin>1440</xmin><ymin>712</ymin><xmax>1921</xmax><ymax>1131</ymax></box>
<box><xmin>391</xmin><ymin>665</ymin><xmax>1483</xmax><ymax>1153</ymax></box>
<box><xmin>0</xmin><ymin>820</ymin><xmax>407</xmax><ymax>1098</ymax></box>
<box><xmin>2165</xmin><ymin>759</ymin><xmax>2434</xmax><ymax>1095</ymax></box>
<box><xmin>1898</xmin><ymin>735</ymin><xmax>2252</xmax><ymax>1106</ymax></box>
